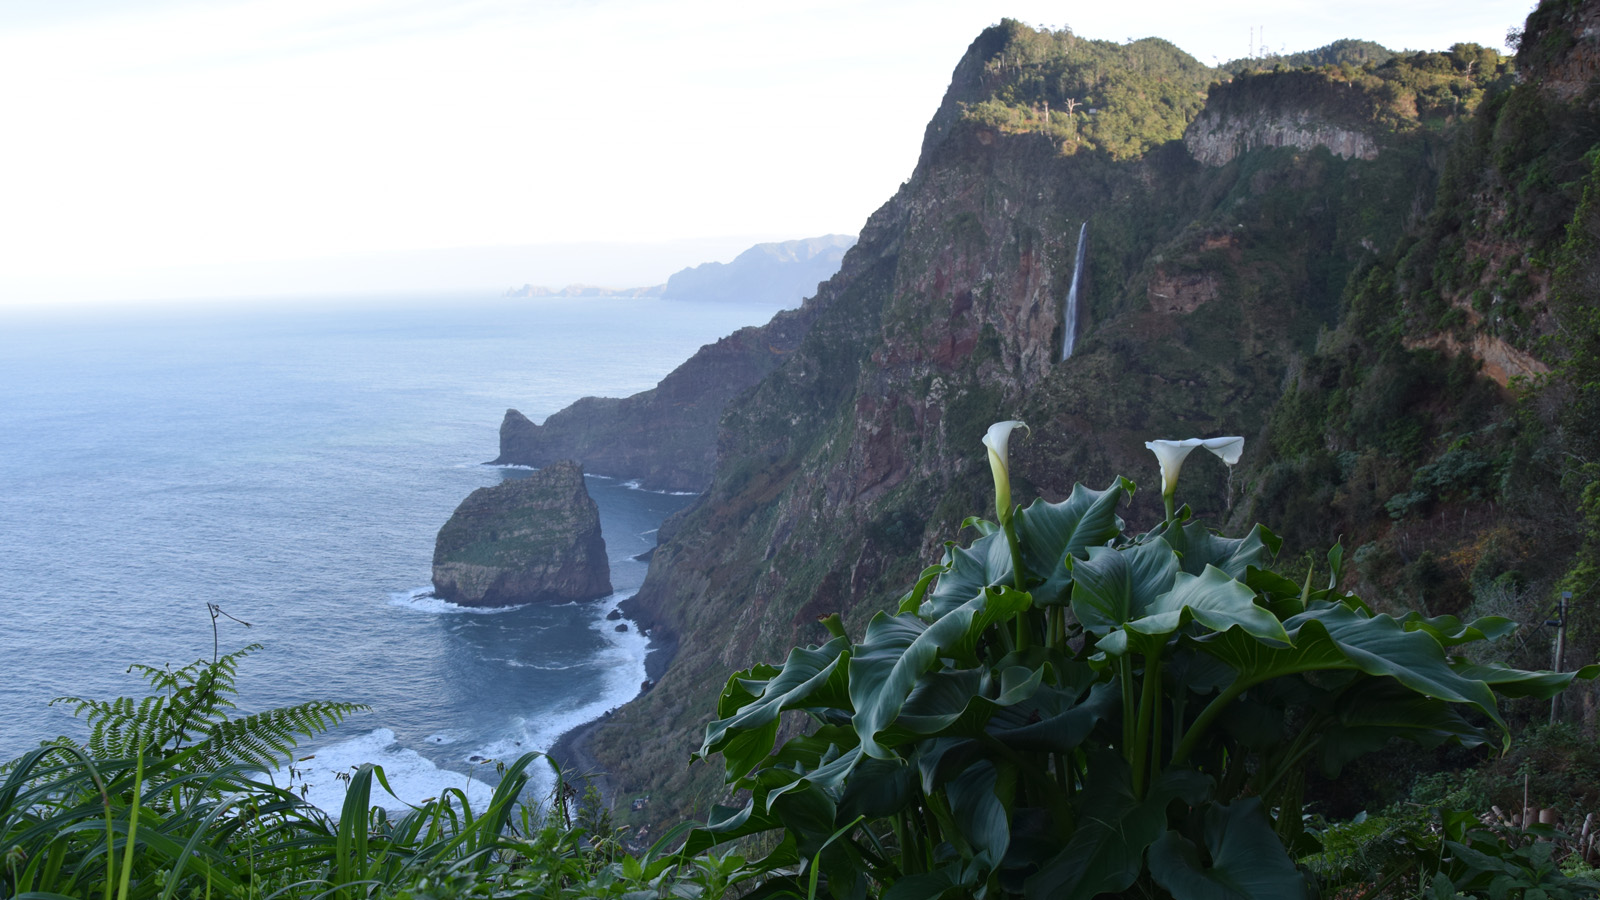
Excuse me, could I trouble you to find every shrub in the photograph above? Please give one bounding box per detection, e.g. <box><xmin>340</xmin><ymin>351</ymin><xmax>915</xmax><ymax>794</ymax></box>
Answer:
<box><xmin>689</xmin><ymin>429</ymin><xmax>1596</xmax><ymax>899</ymax></box>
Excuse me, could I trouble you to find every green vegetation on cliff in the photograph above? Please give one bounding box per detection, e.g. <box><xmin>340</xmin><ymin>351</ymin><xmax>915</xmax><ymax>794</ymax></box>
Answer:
<box><xmin>573</xmin><ymin>0</ymin><xmax>1600</xmax><ymax>852</ymax></box>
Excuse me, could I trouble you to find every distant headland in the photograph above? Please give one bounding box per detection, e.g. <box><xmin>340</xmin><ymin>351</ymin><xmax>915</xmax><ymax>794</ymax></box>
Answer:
<box><xmin>504</xmin><ymin>233</ymin><xmax>856</xmax><ymax>307</ymax></box>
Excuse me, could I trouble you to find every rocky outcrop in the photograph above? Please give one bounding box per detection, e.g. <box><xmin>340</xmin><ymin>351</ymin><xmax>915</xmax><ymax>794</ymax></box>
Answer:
<box><xmin>431</xmin><ymin>460</ymin><xmax>610</xmax><ymax>607</ymax></box>
<box><xmin>1148</xmin><ymin>268</ymin><xmax>1221</xmax><ymax>314</ymax></box>
<box><xmin>1185</xmin><ymin>108</ymin><xmax>1378</xmax><ymax>166</ymax></box>
<box><xmin>1405</xmin><ymin>332</ymin><xmax>1550</xmax><ymax>387</ymax></box>
<box><xmin>1517</xmin><ymin>0</ymin><xmax>1600</xmax><ymax>100</ymax></box>
<box><xmin>493</xmin><ymin>309</ymin><xmax>815</xmax><ymax>492</ymax></box>
<box><xmin>1183</xmin><ymin>68</ymin><xmax>1388</xmax><ymax>167</ymax></box>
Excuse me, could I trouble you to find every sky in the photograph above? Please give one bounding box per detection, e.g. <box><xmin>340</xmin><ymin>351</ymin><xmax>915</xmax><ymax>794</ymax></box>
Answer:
<box><xmin>0</xmin><ymin>0</ymin><xmax>1535</xmax><ymax>308</ymax></box>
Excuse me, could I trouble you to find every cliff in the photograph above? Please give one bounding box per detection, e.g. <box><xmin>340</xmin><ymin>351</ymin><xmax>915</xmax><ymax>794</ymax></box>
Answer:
<box><xmin>1243</xmin><ymin>0</ymin><xmax>1600</xmax><ymax>622</ymax></box>
<box><xmin>521</xmin><ymin>8</ymin><xmax>1596</xmax><ymax>830</ymax></box>
<box><xmin>431</xmin><ymin>460</ymin><xmax>611</xmax><ymax>607</ymax></box>
<box><xmin>582</xmin><ymin>22</ymin><xmax>1493</xmax><ymax>825</ymax></box>
<box><xmin>492</xmin><ymin>307</ymin><xmax>814</xmax><ymax>492</ymax></box>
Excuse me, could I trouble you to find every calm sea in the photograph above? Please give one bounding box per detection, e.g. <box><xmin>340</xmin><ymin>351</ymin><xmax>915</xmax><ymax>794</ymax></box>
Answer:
<box><xmin>0</xmin><ymin>293</ymin><xmax>772</xmax><ymax>809</ymax></box>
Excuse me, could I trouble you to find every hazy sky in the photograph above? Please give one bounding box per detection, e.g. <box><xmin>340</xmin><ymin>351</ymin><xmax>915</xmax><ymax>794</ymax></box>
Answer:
<box><xmin>0</xmin><ymin>0</ymin><xmax>1533</xmax><ymax>307</ymax></box>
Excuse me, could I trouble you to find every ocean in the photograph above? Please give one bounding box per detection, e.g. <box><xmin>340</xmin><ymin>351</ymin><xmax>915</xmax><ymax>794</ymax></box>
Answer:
<box><xmin>0</xmin><ymin>293</ymin><xmax>774</xmax><ymax>810</ymax></box>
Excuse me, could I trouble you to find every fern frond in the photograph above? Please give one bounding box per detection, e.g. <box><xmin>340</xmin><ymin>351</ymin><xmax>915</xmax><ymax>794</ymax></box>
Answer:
<box><xmin>52</xmin><ymin>644</ymin><xmax>362</xmax><ymax>774</ymax></box>
<box><xmin>195</xmin><ymin>701</ymin><xmax>370</xmax><ymax>771</ymax></box>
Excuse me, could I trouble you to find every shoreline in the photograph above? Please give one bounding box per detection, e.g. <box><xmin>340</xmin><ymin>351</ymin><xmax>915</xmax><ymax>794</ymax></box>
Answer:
<box><xmin>545</xmin><ymin>624</ymin><xmax>678</xmax><ymax>811</ymax></box>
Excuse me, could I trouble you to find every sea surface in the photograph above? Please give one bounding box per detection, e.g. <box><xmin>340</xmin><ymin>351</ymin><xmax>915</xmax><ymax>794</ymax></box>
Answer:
<box><xmin>0</xmin><ymin>293</ymin><xmax>776</xmax><ymax>809</ymax></box>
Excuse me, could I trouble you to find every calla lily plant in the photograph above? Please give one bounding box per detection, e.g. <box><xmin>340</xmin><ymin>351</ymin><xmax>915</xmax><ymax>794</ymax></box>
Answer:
<box><xmin>1145</xmin><ymin>436</ymin><xmax>1244</xmax><ymax>520</ymax></box>
<box><xmin>983</xmin><ymin>420</ymin><xmax>1029</xmax><ymax>526</ymax></box>
<box><xmin>985</xmin><ymin>420</ymin><xmax>1031</xmax><ymax>634</ymax></box>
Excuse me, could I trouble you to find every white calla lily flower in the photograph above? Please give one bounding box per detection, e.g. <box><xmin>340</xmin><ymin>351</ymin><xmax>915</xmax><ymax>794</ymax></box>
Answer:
<box><xmin>1144</xmin><ymin>436</ymin><xmax>1244</xmax><ymax>517</ymax></box>
<box><xmin>984</xmin><ymin>420</ymin><xmax>1028</xmax><ymax>523</ymax></box>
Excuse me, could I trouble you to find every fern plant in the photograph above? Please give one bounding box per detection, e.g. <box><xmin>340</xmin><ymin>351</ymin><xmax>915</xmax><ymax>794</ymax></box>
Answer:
<box><xmin>50</xmin><ymin>643</ymin><xmax>368</xmax><ymax>772</ymax></box>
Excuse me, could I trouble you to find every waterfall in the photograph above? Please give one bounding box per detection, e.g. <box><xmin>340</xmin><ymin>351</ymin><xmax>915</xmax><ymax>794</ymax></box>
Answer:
<box><xmin>1062</xmin><ymin>222</ymin><xmax>1088</xmax><ymax>360</ymax></box>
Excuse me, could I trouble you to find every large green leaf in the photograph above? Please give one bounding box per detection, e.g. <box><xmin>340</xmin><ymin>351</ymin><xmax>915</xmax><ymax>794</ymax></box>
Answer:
<box><xmin>851</xmin><ymin>588</ymin><xmax>1031</xmax><ymax>759</ymax></box>
<box><xmin>755</xmin><ymin>769</ymin><xmax>841</xmax><ymax>858</ymax></box>
<box><xmin>948</xmin><ymin>760</ymin><xmax>1009</xmax><ymax>870</ymax></box>
<box><xmin>1024</xmin><ymin>752</ymin><xmax>1211</xmax><ymax>900</ymax></box>
<box><xmin>1193</xmin><ymin>605</ymin><xmax>1506</xmax><ymax>728</ymax></box>
<box><xmin>700</xmin><ymin>637</ymin><xmax>851</xmax><ymax>778</ymax></box>
<box><xmin>1316</xmin><ymin>680</ymin><xmax>1489</xmax><ymax>776</ymax></box>
<box><xmin>923</xmin><ymin>532</ymin><xmax>1013</xmax><ymax>619</ymax></box>
<box><xmin>987</xmin><ymin>679</ymin><xmax>1120</xmax><ymax>754</ymax></box>
<box><xmin>882</xmin><ymin>863</ymin><xmax>973</xmax><ymax>900</ymax></box>
<box><xmin>766</xmin><ymin>743</ymin><xmax>862</xmax><ymax>808</ymax></box>
<box><xmin>1016</xmin><ymin>479</ymin><xmax>1133</xmax><ymax>606</ymax></box>
<box><xmin>839</xmin><ymin>755</ymin><xmax>913</xmax><ymax>820</ymax></box>
<box><xmin>1099</xmin><ymin>565</ymin><xmax>1289</xmax><ymax>656</ymax></box>
<box><xmin>1164</xmin><ymin>522</ymin><xmax>1280</xmax><ymax>578</ymax></box>
<box><xmin>1067</xmin><ymin>539</ymin><xmax>1180</xmax><ymax>635</ymax></box>
<box><xmin>916</xmin><ymin>736</ymin><xmax>985</xmax><ymax>795</ymax></box>
<box><xmin>1449</xmin><ymin>661</ymin><xmax>1600</xmax><ymax>699</ymax></box>
<box><xmin>1147</xmin><ymin>799</ymin><xmax>1307</xmax><ymax>900</ymax></box>
<box><xmin>1400</xmin><ymin>612</ymin><xmax>1518</xmax><ymax>646</ymax></box>
<box><xmin>885</xmin><ymin>663</ymin><xmax>1045</xmax><ymax>742</ymax></box>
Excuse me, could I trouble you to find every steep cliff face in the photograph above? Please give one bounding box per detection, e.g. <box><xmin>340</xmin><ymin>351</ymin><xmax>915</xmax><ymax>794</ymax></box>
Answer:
<box><xmin>1517</xmin><ymin>0</ymin><xmax>1600</xmax><ymax>100</ymax></box>
<box><xmin>585</xmin><ymin>23</ymin><xmax>1492</xmax><ymax>825</ymax></box>
<box><xmin>431</xmin><ymin>460</ymin><xmax>611</xmax><ymax>607</ymax></box>
<box><xmin>1185</xmin><ymin>108</ymin><xmax>1378</xmax><ymax>166</ymax></box>
<box><xmin>493</xmin><ymin>310</ymin><xmax>813</xmax><ymax>492</ymax></box>
<box><xmin>1241</xmin><ymin>0</ymin><xmax>1600</xmax><ymax>730</ymax></box>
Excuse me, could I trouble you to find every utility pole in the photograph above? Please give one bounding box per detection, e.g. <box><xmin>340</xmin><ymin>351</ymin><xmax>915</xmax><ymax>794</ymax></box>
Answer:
<box><xmin>1551</xmin><ymin>591</ymin><xmax>1571</xmax><ymax>725</ymax></box>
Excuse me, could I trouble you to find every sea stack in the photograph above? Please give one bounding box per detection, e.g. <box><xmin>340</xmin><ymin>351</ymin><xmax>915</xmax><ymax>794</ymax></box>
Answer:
<box><xmin>431</xmin><ymin>460</ymin><xmax>611</xmax><ymax>607</ymax></box>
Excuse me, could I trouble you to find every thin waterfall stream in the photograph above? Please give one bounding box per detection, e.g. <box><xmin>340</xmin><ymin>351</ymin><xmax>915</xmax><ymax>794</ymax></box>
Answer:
<box><xmin>1062</xmin><ymin>222</ymin><xmax>1088</xmax><ymax>360</ymax></box>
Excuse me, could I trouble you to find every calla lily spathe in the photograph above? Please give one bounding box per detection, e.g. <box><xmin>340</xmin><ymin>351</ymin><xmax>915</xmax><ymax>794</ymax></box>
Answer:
<box><xmin>1145</xmin><ymin>436</ymin><xmax>1244</xmax><ymax>515</ymax></box>
<box><xmin>983</xmin><ymin>420</ymin><xmax>1028</xmax><ymax>524</ymax></box>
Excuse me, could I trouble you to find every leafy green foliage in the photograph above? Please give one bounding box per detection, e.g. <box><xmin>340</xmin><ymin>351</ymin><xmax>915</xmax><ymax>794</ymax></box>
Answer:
<box><xmin>1219</xmin><ymin>38</ymin><xmax>1397</xmax><ymax>74</ymax></box>
<box><xmin>3</xmin><ymin>647</ymin><xmax>765</xmax><ymax>900</ymax></box>
<box><xmin>50</xmin><ymin>643</ymin><xmax>367</xmax><ymax>772</ymax></box>
<box><xmin>692</xmin><ymin>470</ymin><xmax>1594</xmax><ymax>898</ymax></box>
<box><xmin>956</xmin><ymin>22</ymin><xmax>1214</xmax><ymax>159</ymax></box>
<box><xmin>1306</xmin><ymin>805</ymin><xmax>1600</xmax><ymax>899</ymax></box>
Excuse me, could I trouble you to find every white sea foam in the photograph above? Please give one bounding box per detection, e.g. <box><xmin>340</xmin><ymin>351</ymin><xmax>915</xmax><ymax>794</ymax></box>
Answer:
<box><xmin>616</xmin><ymin>479</ymin><xmax>698</xmax><ymax>497</ymax></box>
<box><xmin>488</xmin><ymin>463</ymin><xmax>536</xmax><ymax>471</ymax></box>
<box><xmin>459</xmin><ymin>589</ymin><xmax>653</xmax><ymax>800</ymax></box>
<box><xmin>388</xmin><ymin>587</ymin><xmax>525</xmax><ymax>615</ymax></box>
<box><xmin>267</xmin><ymin>728</ymin><xmax>497</xmax><ymax>816</ymax></box>
<box><xmin>484</xmin><ymin>657</ymin><xmax>577</xmax><ymax>670</ymax></box>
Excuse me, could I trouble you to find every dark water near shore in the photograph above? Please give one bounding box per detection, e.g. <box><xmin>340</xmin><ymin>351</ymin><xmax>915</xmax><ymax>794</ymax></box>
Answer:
<box><xmin>0</xmin><ymin>293</ymin><xmax>768</xmax><ymax>808</ymax></box>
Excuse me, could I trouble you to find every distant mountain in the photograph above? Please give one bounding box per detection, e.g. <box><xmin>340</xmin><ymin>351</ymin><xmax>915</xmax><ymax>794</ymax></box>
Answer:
<box><xmin>503</xmin><ymin>283</ymin><xmax>662</xmax><ymax>299</ymax></box>
<box><xmin>658</xmin><ymin>234</ymin><xmax>857</xmax><ymax>306</ymax></box>
<box><xmin>504</xmin><ymin>234</ymin><xmax>856</xmax><ymax>306</ymax></box>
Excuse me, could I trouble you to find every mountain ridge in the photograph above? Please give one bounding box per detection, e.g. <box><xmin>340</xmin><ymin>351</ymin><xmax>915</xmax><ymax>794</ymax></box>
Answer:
<box><xmin>503</xmin><ymin>234</ymin><xmax>856</xmax><ymax>305</ymax></box>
